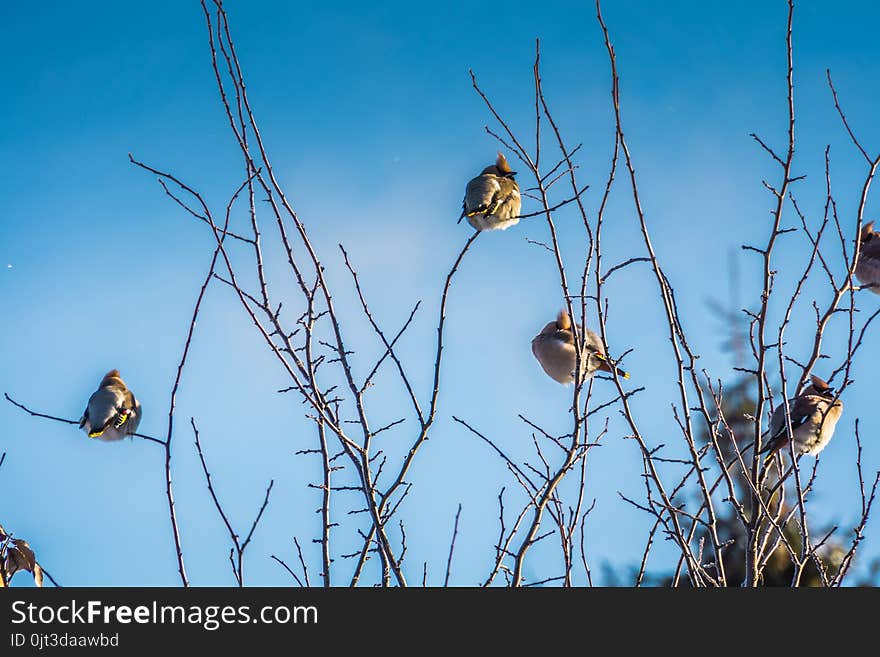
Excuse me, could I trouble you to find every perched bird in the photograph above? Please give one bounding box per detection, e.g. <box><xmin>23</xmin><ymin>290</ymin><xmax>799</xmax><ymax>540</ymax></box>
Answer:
<box><xmin>531</xmin><ymin>310</ymin><xmax>629</xmax><ymax>384</ymax></box>
<box><xmin>78</xmin><ymin>369</ymin><xmax>142</xmax><ymax>441</ymax></box>
<box><xmin>458</xmin><ymin>152</ymin><xmax>522</xmax><ymax>231</ymax></box>
<box><xmin>761</xmin><ymin>374</ymin><xmax>843</xmax><ymax>459</ymax></box>
<box><xmin>855</xmin><ymin>221</ymin><xmax>880</xmax><ymax>294</ymax></box>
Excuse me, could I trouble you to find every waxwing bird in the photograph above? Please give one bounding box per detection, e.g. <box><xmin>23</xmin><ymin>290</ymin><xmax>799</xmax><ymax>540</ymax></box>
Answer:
<box><xmin>855</xmin><ymin>221</ymin><xmax>880</xmax><ymax>294</ymax></box>
<box><xmin>531</xmin><ymin>310</ymin><xmax>629</xmax><ymax>385</ymax></box>
<box><xmin>458</xmin><ymin>152</ymin><xmax>522</xmax><ymax>231</ymax></box>
<box><xmin>79</xmin><ymin>369</ymin><xmax>142</xmax><ymax>441</ymax></box>
<box><xmin>761</xmin><ymin>374</ymin><xmax>843</xmax><ymax>460</ymax></box>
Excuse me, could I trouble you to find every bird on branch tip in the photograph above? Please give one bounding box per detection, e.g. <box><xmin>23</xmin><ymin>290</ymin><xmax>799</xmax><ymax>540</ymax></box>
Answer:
<box><xmin>458</xmin><ymin>152</ymin><xmax>522</xmax><ymax>232</ymax></box>
<box><xmin>760</xmin><ymin>374</ymin><xmax>842</xmax><ymax>462</ymax></box>
<box><xmin>855</xmin><ymin>221</ymin><xmax>880</xmax><ymax>295</ymax></box>
<box><xmin>78</xmin><ymin>369</ymin><xmax>142</xmax><ymax>442</ymax></box>
<box><xmin>531</xmin><ymin>310</ymin><xmax>630</xmax><ymax>385</ymax></box>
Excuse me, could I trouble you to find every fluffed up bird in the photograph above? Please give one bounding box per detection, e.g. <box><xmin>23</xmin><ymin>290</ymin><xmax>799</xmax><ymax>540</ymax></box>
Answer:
<box><xmin>531</xmin><ymin>310</ymin><xmax>629</xmax><ymax>385</ymax></box>
<box><xmin>760</xmin><ymin>374</ymin><xmax>842</xmax><ymax>460</ymax></box>
<box><xmin>79</xmin><ymin>369</ymin><xmax>142</xmax><ymax>441</ymax></box>
<box><xmin>458</xmin><ymin>152</ymin><xmax>522</xmax><ymax>231</ymax></box>
<box><xmin>855</xmin><ymin>221</ymin><xmax>880</xmax><ymax>294</ymax></box>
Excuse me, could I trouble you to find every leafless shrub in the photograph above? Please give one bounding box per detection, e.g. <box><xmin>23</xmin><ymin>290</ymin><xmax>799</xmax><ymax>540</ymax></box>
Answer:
<box><xmin>5</xmin><ymin>0</ymin><xmax>879</xmax><ymax>587</ymax></box>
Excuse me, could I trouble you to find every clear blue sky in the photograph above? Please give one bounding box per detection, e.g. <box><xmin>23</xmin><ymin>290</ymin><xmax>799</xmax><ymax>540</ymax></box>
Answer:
<box><xmin>2</xmin><ymin>0</ymin><xmax>879</xmax><ymax>586</ymax></box>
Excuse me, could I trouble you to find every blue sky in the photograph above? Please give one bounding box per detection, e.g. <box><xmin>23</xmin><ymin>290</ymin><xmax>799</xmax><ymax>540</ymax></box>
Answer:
<box><xmin>2</xmin><ymin>0</ymin><xmax>879</xmax><ymax>586</ymax></box>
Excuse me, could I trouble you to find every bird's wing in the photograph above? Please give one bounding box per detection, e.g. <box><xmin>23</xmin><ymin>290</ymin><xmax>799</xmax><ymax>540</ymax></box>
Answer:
<box><xmin>580</xmin><ymin>328</ymin><xmax>606</xmax><ymax>356</ymax></box>
<box><xmin>489</xmin><ymin>178</ymin><xmax>521</xmax><ymax>217</ymax></box>
<box><xmin>761</xmin><ymin>406</ymin><xmax>789</xmax><ymax>455</ymax></box>
<box><xmin>858</xmin><ymin>240</ymin><xmax>880</xmax><ymax>282</ymax></box>
<box><xmin>497</xmin><ymin>178</ymin><xmax>520</xmax><ymax>202</ymax></box>
<box><xmin>768</xmin><ymin>396</ymin><xmax>814</xmax><ymax>442</ymax></box>
<box><xmin>85</xmin><ymin>387</ymin><xmax>126</xmax><ymax>437</ymax></box>
<box><xmin>116</xmin><ymin>391</ymin><xmax>141</xmax><ymax>434</ymax></box>
<box><xmin>463</xmin><ymin>175</ymin><xmax>502</xmax><ymax>215</ymax></box>
<box><xmin>127</xmin><ymin>398</ymin><xmax>142</xmax><ymax>435</ymax></box>
<box><xmin>121</xmin><ymin>389</ymin><xmax>137</xmax><ymax>412</ymax></box>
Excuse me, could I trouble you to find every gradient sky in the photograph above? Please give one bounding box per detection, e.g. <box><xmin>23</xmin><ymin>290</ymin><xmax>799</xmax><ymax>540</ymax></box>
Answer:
<box><xmin>2</xmin><ymin>0</ymin><xmax>879</xmax><ymax>587</ymax></box>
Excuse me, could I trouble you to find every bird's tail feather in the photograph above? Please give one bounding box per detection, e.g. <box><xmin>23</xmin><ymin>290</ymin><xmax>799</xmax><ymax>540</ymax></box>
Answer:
<box><xmin>594</xmin><ymin>353</ymin><xmax>630</xmax><ymax>379</ymax></box>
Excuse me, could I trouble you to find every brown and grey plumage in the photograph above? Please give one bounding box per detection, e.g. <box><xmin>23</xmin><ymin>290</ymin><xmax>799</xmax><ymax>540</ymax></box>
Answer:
<box><xmin>761</xmin><ymin>374</ymin><xmax>843</xmax><ymax>459</ymax></box>
<box><xmin>458</xmin><ymin>152</ymin><xmax>522</xmax><ymax>231</ymax></box>
<box><xmin>79</xmin><ymin>369</ymin><xmax>142</xmax><ymax>441</ymax></box>
<box><xmin>855</xmin><ymin>221</ymin><xmax>880</xmax><ymax>294</ymax></box>
<box><xmin>531</xmin><ymin>310</ymin><xmax>629</xmax><ymax>384</ymax></box>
